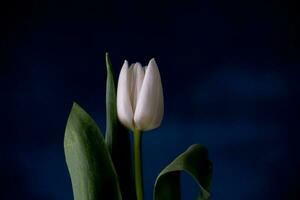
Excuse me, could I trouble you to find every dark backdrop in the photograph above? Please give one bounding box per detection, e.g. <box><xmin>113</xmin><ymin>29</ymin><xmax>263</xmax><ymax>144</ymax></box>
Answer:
<box><xmin>1</xmin><ymin>0</ymin><xmax>299</xmax><ymax>200</ymax></box>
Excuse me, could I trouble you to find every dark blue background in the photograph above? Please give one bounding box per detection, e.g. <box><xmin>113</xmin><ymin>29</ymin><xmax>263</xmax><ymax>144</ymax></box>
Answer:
<box><xmin>1</xmin><ymin>0</ymin><xmax>299</xmax><ymax>199</ymax></box>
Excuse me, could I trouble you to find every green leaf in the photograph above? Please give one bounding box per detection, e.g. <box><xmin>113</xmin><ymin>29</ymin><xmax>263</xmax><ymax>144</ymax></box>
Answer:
<box><xmin>64</xmin><ymin>103</ymin><xmax>122</xmax><ymax>200</ymax></box>
<box><xmin>154</xmin><ymin>144</ymin><xmax>213</xmax><ymax>200</ymax></box>
<box><xmin>105</xmin><ymin>53</ymin><xmax>136</xmax><ymax>200</ymax></box>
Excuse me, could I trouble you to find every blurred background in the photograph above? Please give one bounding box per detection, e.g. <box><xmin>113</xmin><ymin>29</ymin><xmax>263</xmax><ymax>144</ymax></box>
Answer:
<box><xmin>0</xmin><ymin>0</ymin><xmax>299</xmax><ymax>199</ymax></box>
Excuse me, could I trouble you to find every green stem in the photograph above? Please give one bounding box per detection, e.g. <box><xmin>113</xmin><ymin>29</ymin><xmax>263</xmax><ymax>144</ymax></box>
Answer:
<box><xmin>133</xmin><ymin>129</ymin><xmax>143</xmax><ymax>200</ymax></box>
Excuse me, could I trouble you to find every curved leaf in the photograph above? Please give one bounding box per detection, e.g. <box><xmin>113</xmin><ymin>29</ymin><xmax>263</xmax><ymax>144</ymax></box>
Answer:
<box><xmin>154</xmin><ymin>144</ymin><xmax>213</xmax><ymax>200</ymax></box>
<box><xmin>64</xmin><ymin>103</ymin><xmax>122</xmax><ymax>200</ymax></box>
<box><xmin>105</xmin><ymin>53</ymin><xmax>135</xmax><ymax>200</ymax></box>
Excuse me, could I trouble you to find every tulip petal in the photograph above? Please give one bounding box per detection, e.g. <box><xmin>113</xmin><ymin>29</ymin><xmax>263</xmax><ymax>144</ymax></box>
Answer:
<box><xmin>134</xmin><ymin>58</ymin><xmax>164</xmax><ymax>131</ymax></box>
<box><xmin>129</xmin><ymin>63</ymin><xmax>145</xmax><ymax>112</ymax></box>
<box><xmin>117</xmin><ymin>60</ymin><xmax>134</xmax><ymax>129</ymax></box>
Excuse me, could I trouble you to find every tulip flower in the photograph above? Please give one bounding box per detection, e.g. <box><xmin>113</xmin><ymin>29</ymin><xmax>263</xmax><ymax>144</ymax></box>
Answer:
<box><xmin>116</xmin><ymin>58</ymin><xmax>164</xmax><ymax>200</ymax></box>
<box><xmin>117</xmin><ymin>58</ymin><xmax>164</xmax><ymax>131</ymax></box>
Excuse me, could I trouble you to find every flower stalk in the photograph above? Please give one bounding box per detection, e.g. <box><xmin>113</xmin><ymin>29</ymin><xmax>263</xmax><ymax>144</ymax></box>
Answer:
<box><xmin>133</xmin><ymin>129</ymin><xmax>143</xmax><ymax>200</ymax></box>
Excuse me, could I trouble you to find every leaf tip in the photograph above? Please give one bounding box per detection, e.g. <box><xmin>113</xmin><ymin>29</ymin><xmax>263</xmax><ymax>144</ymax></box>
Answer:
<box><xmin>71</xmin><ymin>102</ymin><xmax>82</xmax><ymax>113</ymax></box>
<box><xmin>72</xmin><ymin>101</ymin><xmax>79</xmax><ymax>108</ymax></box>
<box><xmin>105</xmin><ymin>52</ymin><xmax>112</xmax><ymax>70</ymax></box>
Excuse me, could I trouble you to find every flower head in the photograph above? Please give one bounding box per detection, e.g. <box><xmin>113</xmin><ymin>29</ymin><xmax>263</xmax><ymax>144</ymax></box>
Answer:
<box><xmin>117</xmin><ymin>58</ymin><xmax>164</xmax><ymax>131</ymax></box>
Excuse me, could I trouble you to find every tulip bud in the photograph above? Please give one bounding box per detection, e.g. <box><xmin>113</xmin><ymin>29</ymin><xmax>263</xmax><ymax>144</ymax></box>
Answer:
<box><xmin>117</xmin><ymin>58</ymin><xmax>164</xmax><ymax>131</ymax></box>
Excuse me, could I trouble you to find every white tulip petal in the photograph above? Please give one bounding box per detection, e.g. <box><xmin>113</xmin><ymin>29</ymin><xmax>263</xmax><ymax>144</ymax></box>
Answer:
<box><xmin>134</xmin><ymin>58</ymin><xmax>164</xmax><ymax>131</ymax></box>
<box><xmin>117</xmin><ymin>60</ymin><xmax>134</xmax><ymax>129</ymax></box>
<box><xmin>130</xmin><ymin>63</ymin><xmax>145</xmax><ymax>112</ymax></box>
<box><xmin>128</xmin><ymin>63</ymin><xmax>135</xmax><ymax>104</ymax></box>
